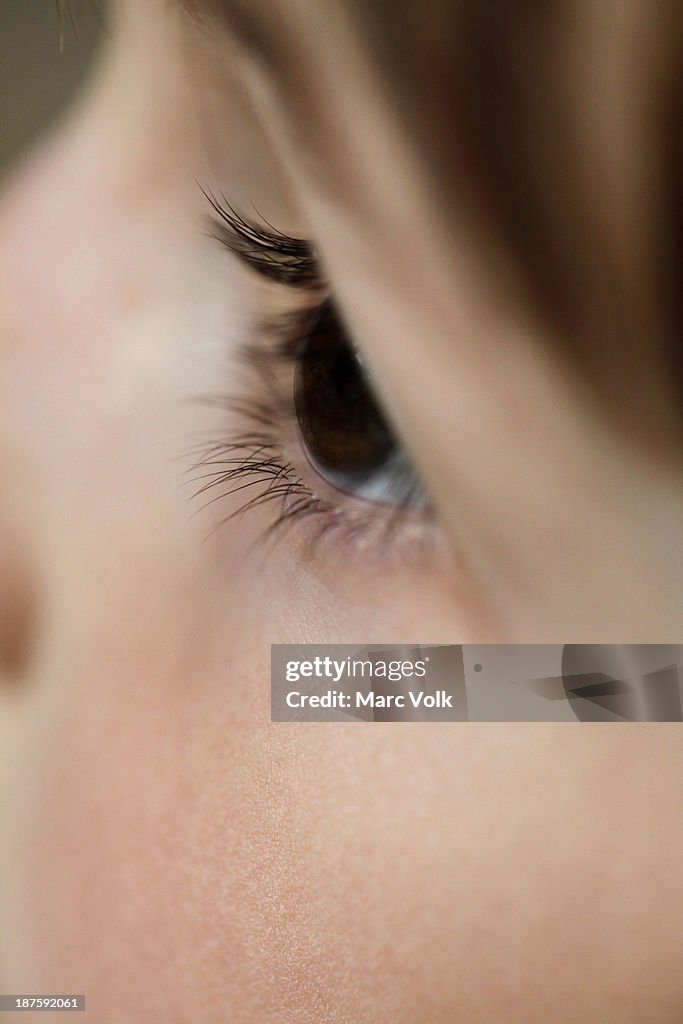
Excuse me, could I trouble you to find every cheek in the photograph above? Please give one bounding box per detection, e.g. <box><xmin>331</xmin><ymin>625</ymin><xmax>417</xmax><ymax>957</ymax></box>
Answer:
<box><xmin>0</xmin><ymin>70</ymin><xmax>463</xmax><ymax>1024</ymax></box>
<box><xmin>7</xmin><ymin>699</ymin><xmax>683</xmax><ymax>1021</ymax></box>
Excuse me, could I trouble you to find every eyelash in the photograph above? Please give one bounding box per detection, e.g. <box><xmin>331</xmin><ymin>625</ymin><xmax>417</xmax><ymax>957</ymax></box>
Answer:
<box><xmin>186</xmin><ymin>191</ymin><xmax>433</xmax><ymax>562</ymax></box>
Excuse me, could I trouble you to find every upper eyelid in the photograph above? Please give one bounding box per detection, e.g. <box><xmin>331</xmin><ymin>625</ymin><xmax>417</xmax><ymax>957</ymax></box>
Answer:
<box><xmin>202</xmin><ymin>187</ymin><xmax>324</xmax><ymax>289</ymax></box>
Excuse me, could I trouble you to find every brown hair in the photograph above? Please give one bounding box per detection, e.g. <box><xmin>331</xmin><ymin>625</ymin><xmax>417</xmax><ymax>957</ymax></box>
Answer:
<box><xmin>187</xmin><ymin>0</ymin><xmax>683</xmax><ymax>450</ymax></box>
<box><xmin>353</xmin><ymin>1</ymin><xmax>683</xmax><ymax>444</ymax></box>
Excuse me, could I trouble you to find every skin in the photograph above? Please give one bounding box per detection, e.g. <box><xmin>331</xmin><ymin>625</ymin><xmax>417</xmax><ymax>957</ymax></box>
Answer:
<box><xmin>0</xmin><ymin>2</ymin><xmax>682</xmax><ymax>1021</ymax></box>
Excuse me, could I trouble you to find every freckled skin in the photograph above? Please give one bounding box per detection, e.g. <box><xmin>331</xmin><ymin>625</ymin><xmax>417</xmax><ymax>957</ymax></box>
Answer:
<box><xmin>0</xmin><ymin>3</ymin><xmax>682</xmax><ymax>1022</ymax></box>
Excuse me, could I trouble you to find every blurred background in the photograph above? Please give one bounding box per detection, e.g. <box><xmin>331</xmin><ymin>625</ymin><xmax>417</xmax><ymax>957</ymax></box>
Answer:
<box><xmin>0</xmin><ymin>0</ymin><xmax>106</xmax><ymax>176</ymax></box>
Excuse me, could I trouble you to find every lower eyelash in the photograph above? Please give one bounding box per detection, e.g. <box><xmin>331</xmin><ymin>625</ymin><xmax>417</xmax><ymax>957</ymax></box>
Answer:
<box><xmin>184</xmin><ymin>379</ymin><xmax>430</xmax><ymax>563</ymax></box>
<box><xmin>184</xmin><ymin>309</ymin><xmax>335</xmax><ymax>551</ymax></box>
<box><xmin>185</xmin><ymin>409</ymin><xmax>401</xmax><ymax>559</ymax></box>
<box><xmin>186</xmin><ymin>415</ymin><xmax>334</xmax><ymax>551</ymax></box>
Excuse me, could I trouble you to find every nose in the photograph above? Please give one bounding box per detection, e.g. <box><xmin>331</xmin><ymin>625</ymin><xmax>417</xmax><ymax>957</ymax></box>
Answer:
<box><xmin>0</xmin><ymin>170</ymin><xmax>44</xmax><ymax>684</ymax></box>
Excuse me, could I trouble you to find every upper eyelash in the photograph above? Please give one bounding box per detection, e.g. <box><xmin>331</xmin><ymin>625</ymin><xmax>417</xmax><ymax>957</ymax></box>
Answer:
<box><xmin>201</xmin><ymin>187</ymin><xmax>324</xmax><ymax>290</ymax></box>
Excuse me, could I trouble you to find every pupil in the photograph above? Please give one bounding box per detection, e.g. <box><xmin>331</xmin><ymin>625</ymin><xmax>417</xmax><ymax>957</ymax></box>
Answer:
<box><xmin>294</xmin><ymin>302</ymin><xmax>396</xmax><ymax>492</ymax></box>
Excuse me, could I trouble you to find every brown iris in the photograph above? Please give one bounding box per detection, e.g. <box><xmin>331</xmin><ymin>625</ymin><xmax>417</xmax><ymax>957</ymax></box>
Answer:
<box><xmin>294</xmin><ymin>302</ymin><xmax>399</xmax><ymax>496</ymax></box>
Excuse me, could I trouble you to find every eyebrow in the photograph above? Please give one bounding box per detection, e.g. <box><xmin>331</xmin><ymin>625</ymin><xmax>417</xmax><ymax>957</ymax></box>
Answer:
<box><xmin>202</xmin><ymin>189</ymin><xmax>322</xmax><ymax>289</ymax></box>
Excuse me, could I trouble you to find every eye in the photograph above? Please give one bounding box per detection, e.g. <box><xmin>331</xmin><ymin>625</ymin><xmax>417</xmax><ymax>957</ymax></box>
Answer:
<box><xmin>200</xmin><ymin>194</ymin><xmax>434</xmax><ymax>553</ymax></box>
<box><xmin>294</xmin><ymin>301</ymin><xmax>427</xmax><ymax>507</ymax></box>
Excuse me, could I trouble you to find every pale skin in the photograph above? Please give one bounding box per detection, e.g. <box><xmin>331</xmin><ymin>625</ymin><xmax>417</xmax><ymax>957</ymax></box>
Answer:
<box><xmin>0</xmin><ymin>2</ymin><xmax>682</xmax><ymax>1021</ymax></box>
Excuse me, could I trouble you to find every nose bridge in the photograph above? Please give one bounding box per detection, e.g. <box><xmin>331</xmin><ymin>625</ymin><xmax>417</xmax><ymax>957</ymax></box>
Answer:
<box><xmin>0</xmin><ymin>182</ymin><xmax>35</xmax><ymax>680</ymax></box>
<box><xmin>0</xmin><ymin>151</ymin><xmax>71</xmax><ymax>683</ymax></box>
